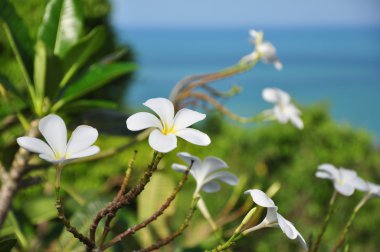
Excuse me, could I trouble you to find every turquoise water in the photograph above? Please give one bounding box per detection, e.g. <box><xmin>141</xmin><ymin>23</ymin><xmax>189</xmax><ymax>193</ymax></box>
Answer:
<box><xmin>115</xmin><ymin>28</ymin><xmax>380</xmax><ymax>138</ymax></box>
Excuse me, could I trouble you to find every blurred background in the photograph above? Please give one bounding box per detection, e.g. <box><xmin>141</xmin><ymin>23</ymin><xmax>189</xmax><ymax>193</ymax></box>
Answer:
<box><xmin>111</xmin><ymin>0</ymin><xmax>380</xmax><ymax>140</ymax></box>
<box><xmin>1</xmin><ymin>0</ymin><xmax>380</xmax><ymax>251</ymax></box>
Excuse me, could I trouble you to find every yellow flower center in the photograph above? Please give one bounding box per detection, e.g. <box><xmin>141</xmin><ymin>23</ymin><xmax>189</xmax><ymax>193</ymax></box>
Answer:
<box><xmin>55</xmin><ymin>152</ymin><xmax>64</xmax><ymax>159</ymax></box>
<box><xmin>161</xmin><ymin>123</ymin><xmax>176</xmax><ymax>135</ymax></box>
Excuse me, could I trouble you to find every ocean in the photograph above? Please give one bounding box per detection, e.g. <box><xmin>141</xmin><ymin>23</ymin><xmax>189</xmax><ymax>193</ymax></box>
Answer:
<box><xmin>115</xmin><ymin>27</ymin><xmax>380</xmax><ymax>139</ymax></box>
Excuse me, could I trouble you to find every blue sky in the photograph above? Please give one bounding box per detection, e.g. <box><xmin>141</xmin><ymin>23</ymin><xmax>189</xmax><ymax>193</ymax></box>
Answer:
<box><xmin>111</xmin><ymin>0</ymin><xmax>380</xmax><ymax>29</ymax></box>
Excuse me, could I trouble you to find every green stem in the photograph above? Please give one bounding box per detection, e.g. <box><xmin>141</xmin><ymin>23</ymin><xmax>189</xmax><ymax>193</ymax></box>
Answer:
<box><xmin>55</xmin><ymin>164</ymin><xmax>94</xmax><ymax>249</ymax></box>
<box><xmin>331</xmin><ymin>193</ymin><xmax>370</xmax><ymax>252</ymax></box>
<box><xmin>312</xmin><ymin>190</ymin><xmax>337</xmax><ymax>252</ymax></box>
<box><xmin>205</xmin><ymin>208</ymin><xmax>257</xmax><ymax>252</ymax></box>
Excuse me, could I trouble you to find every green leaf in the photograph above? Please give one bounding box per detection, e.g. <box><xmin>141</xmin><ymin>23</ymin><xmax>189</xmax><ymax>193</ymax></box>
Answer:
<box><xmin>37</xmin><ymin>0</ymin><xmax>83</xmax><ymax>57</ymax></box>
<box><xmin>0</xmin><ymin>0</ymin><xmax>34</xmax><ymax>75</ymax></box>
<box><xmin>60</xmin><ymin>26</ymin><xmax>106</xmax><ymax>87</ymax></box>
<box><xmin>0</xmin><ymin>75</ymin><xmax>22</xmax><ymax>99</ymax></box>
<box><xmin>34</xmin><ymin>42</ymin><xmax>48</xmax><ymax>102</ymax></box>
<box><xmin>0</xmin><ymin>0</ymin><xmax>35</xmax><ymax>101</ymax></box>
<box><xmin>23</xmin><ymin>197</ymin><xmax>57</xmax><ymax>224</ymax></box>
<box><xmin>33</xmin><ymin>41</ymin><xmax>63</xmax><ymax>101</ymax></box>
<box><xmin>52</xmin><ymin>63</ymin><xmax>137</xmax><ymax>111</ymax></box>
<box><xmin>137</xmin><ymin>172</ymin><xmax>176</xmax><ymax>245</ymax></box>
<box><xmin>60</xmin><ymin>99</ymin><xmax>117</xmax><ymax>112</ymax></box>
<box><xmin>0</xmin><ymin>235</ymin><xmax>17</xmax><ymax>252</ymax></box>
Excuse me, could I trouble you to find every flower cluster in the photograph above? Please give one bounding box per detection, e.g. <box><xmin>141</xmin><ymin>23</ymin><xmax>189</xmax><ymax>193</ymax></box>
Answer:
<box><xmin>262</xmin><ymin>88</ymin><xmax>304</xmax><ymax>129</ymax></box>
<box><xmin>241</xmin><ymin>29</ymin><xmax>283</xmax><ymax>70</ymax></box>
<box><xmin>14</xmin><ymin>28</ymin><xmax>314</xmax><ymax>252</ymax></box>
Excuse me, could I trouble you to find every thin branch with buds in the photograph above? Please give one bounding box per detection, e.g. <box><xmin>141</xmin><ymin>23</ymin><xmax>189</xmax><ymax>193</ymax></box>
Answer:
<box><xmin>89</xmin><ymin>151</ymin><xmax>163</xmax><ymax>246</ymax></box>
<box><xmin>98</xmin><ymin>150</ymin><xmax>138</xmax><ymax>248</ymax></box>
<box><xmin>102</xmin><ymin>161</ymin><xmax>194</xmax><ymax>250</ymax></box>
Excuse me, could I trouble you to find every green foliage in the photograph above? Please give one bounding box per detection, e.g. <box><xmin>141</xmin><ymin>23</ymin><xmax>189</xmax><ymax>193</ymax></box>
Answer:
<box><xmin>0</xmin><ymin>0</ymin><xmax>135</xmax><ymax>121</ymax></box>
<box><xmin>0</xmin><ymin>234</ymin><xmax>17</xmax><ymax>252</ymax></box>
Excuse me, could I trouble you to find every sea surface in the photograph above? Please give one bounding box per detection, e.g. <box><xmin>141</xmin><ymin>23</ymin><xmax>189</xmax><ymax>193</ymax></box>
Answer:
<box><xmin>114</xmin><ymin>27</ymin><xmax>380</xmax><ymax>139</ymax></box>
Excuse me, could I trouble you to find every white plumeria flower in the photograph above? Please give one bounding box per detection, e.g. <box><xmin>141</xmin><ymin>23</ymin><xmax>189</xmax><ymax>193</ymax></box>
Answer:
<box><xmin>17</xmin><ymin>114</ymin><xmax>99</xmax><ymax>164</ymax></box>
<box><xmin>126</xmin><ymin>98</ymin><xmax>211</xmax><ymax>153</ymax></box>
<box><xmin>316</xmin><ymin>164</ymin><xmax>368</xmax><ymax>196</ymax></box>
<box><xmin>244</xmin><ymin>189</ymin><xmax>307</xmax><ymax>250</ymax></box>
<box><xmin>362</xmin><ymin>182</ymin><xmax>380</xmax><ymax>198</ymax></box>
<box><xmin>172</xmin><ymin>152</ymin><xmax>238</xmax><ymax>195</ymax></box>
<box><xmin>262</xmin><ymin>88</ymin><xmax>304</xmax><ymax>129</ymax></box>
<box><xmin>240</xmin><ymin>29</ymin><xmax>282</xmax><ymax>70</ymax></box>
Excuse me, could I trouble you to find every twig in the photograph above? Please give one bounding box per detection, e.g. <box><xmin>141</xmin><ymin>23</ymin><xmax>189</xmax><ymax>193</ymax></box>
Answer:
<box><xmin>89</xmin><ymin>151</ymin><xmax>162</xmax><ymax>245</ymax></box>
<box><xmin>102</xmin><ymin>161</ymin><xmax>193</xmax><ymax>250</ymax></box>
<box><xmin>186</xmin><ymin>92</ymin><xmax>254</xmax><ymax>123</ymax></box>
<box><xmin>137</xmin><ymin>196</ymin><xmax>200</xmax><ymax>252</ymax></box>
<box><xmin>17</xmin><ymin>176</ymin><xmax>44</xmax><ymax>189</ymax></box>
<box><xmin>98</xmin><ymin>150</ymin><xmax>138</xmax><ymax>248</ymax></box>
<box><xmin>0</xmin><ymin>115</ymin><xmax>18</xmax><ymax>133</ymax></box>
<box><xmin>331</xmin><ymin>193</ymin><xmax>370</xmax><ymax>252</ymax></box>
<box><xmin>169</xmin><ymin>73</ymin><xmax>212</xmax><ymax>102</ymax></box>
<box><xmin>0</xmin><ymin>119</ymin><xmax>39</xmax><ymax>228</ymax></box>
<box><xmin>312</xmin><ymin>190</ymin><xmax>337</xmax><ymax>252</ymax></box>
<box><xmin>54</xmin><ymin>165</ymin><xmax>94</xmax><ymax>249</ymax></box>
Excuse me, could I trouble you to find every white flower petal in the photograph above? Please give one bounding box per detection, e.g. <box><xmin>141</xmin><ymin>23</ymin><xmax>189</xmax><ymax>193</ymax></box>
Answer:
<box><xmin>273</xmin><ymin>106</ymin><xmax>289</xmax><ymax>123</ymax></box>
<box><xmin>203</xmin><ymin>156</ymin><xmax>228</xmax><ymax>174</ymax></box>
<box><xmin>176</xmin><ymin>152</ymin><xmax>202</xmax><ymax>177</ymax></box>
<box><xmin>249</xmin><ymin>29</ymin><xmax>263</xmax><ymax>45</ymax></box>
<box><xmin>204</xmin><ymin>172</ymin><xmax>238</xmax><ymax>186</ymax></box>
<box><xmin>339</xmin><ymin>168</ymin><xmax>357</xmax><ymax>180</ymax></box>
<box><xmin>143</xmin><ymin>98</ymin><xmax>174</xmax><ymax>128</ymax></box>
<box><xmin>315</xmin><ymin>171</ymin><xmax>333</xmax><ymax>180</ymax></box>
<box><xmin>175</xmin><ymin>128</ymin><xmax>211</xmax><ymax>146</ymax></box>
<box><xmin>277</xmin><ymin>213</ymin><xmax>298</xmax><ymax>239</ymax></box>
<box><xmin>297</xmin><ymin>233</ymin><xmax>308</xmax><ymax>250</ymax></box>
<box><xmin>66</xmin><ymin>125</ymin><xmax>98</xmax><ymax>157</ymax></box>
<box><xmin>262</xmin><ymin>88</ymin><xmax>290</xmax><ymax>104</ymax></box>
<box><xmin>172</xmin><ymin>163</ymin><xmax>188</xmax><ymax>173</ymax></box>
<box><xmin>202</xmin><ymin>181</ymin><xmax>221</xmax><ymax>193</ymax></box>
<box><xmin>249</xmin><ymin>29</ymin><xmax>259</xmax><ymax>39</ymax></box>
<box><xmin>245</xmin><ymin>189</ymin><xmax>276</xmax><ymax>208</ymax></box>
<box><xmin>173</xmin><ymin>108</ymin><xmax>206</xmax><ymax>130</ymax></box>
<box><xmin>258</xmin><ymin>43</ymin><xmax>277</xmax><ymax>62</ymax></box>
<box><xmin>334</xmin><ymin>181</ymin><xmax>355</xmax><ymax>196</ymax></box>
<box><xmin>274</xmin><ymin>61</ymin><xmax>283</xmax><ymax>70</ymax></box>
<box><xmin>289</xmin><ymin>113</ymin><xmax>304</xmax><ymax>129</ymax></box>
<box><xmin>39</xmin><ymin>154</ymin><xmax>61</xmax><ymax>163</ymax></box>
<box><xmin>68</xmin><ymin>146</ymin><xmax>100</xmax><ymax>159</ymax></box>
<box><xmin>39</xmin><ymin>114</ymin><xmax>67</xmax><ymax>156</ymax></box>
<box><xmin>317</xmin><ymin>164</ymin><xmax>339</xmax><ymax>180</ymax></box>
<box><xmin>367</xmin><ymin>182</ymin><xmax>380</xmax><ymax>196</ymax></box>
<box><xmin>264</xmin><ymin>207</ymin><xmax>279</xmax><ymax>224</ymax></box>
<box><xmin>351</xmin><ymin>176</ymin><xmax>369</xmax><ymax>192</ymax></box>
<box><xmin>148</xmin><ymin>129</ymin><xmax>177</xmax><ymax>153</ymax></box>
<box><xmin>17</xmin><ymin>137</ymin><xmax>55</xmax><ymax>157</ymax></box>
<box><xmin>176</xmin><ymin>152</ymin><xmax>202</xmax><ymax>167</ymax></box>
<box><xmin>126</xmin><ymin>112</ymin><xmax>162</xmax><ymax>131</ymax></box>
